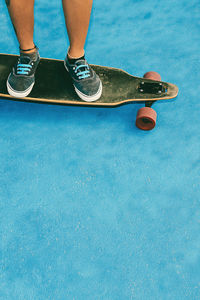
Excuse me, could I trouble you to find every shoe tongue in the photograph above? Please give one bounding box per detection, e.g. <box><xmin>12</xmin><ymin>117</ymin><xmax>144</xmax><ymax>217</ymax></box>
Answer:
<box><xmin>19</xmin><ymin>50</ymin><xmax>38</xmax><ymax>63</ymax></box>
<box><xmin>75</xmin><ymin>59</ymin><xmax>86</xmax><ymax>66</ymax></box>
<box><xmin>20</xmin><ymin>56</ymin><xmax>31</xmax><ymax>64</ymax></box>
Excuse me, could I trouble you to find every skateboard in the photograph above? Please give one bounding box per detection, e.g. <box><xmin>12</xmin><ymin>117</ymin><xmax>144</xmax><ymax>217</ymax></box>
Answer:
<box><xmin>0</xmin><ymin>53</ymin><xmax>178</xmax><ymax>130</ymax></box>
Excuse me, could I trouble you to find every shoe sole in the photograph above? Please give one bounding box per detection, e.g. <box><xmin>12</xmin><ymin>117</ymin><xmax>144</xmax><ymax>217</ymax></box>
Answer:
<box><xmin>64</xmin><ymin>61</ymin><xmax>102</xmax><ymax>102</ymax></box>
<box><xmin>7</xmin><ymin>79</ymin><xmax>35</xmax><ymax>98</ymax></box>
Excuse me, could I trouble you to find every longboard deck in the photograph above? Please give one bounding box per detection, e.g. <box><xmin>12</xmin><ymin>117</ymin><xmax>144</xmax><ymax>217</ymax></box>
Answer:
<box><xmin>0</xmin><ymin>54</ymin><xmax>178</xmax><ymax>107</ymax></box>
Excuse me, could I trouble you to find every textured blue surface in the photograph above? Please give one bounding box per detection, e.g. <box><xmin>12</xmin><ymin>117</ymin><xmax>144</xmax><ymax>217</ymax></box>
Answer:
<box><xmin>0</xmin><ymin>0</ymin><xmax>200</xmax><ymax>299</ymax></box>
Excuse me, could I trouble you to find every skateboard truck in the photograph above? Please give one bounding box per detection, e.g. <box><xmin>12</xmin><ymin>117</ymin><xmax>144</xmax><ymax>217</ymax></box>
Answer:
<box><xmin>136</xmin><ymin>73</ymin><xmax>168</xmax><ymax>130</ymax></box>
<box><xmin>138</xmin><ymin>81</ymin><xmax>167</xmax><ymax>95</ymax></box>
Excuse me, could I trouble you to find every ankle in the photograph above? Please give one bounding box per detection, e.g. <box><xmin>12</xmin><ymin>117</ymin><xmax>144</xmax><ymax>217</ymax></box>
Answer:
<box><xmin>68</xmin><ymin>47</ymin><xmax>85</xmax><ymax>59</ymax></box>
<box><xmin>20</xmin><ymin>44</ymin><xmax>38</xmax><ymax>54</ymax></box>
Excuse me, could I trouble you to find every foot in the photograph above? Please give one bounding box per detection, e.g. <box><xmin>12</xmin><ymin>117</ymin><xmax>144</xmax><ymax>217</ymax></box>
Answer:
<box><xmin>64</xmin><ymin>54</ymin><xmax>102</xmax><ymax>102</ymax></box>
<box><xmin>7</xmin><ymin>47</ymin><xmax>40</xmax><ymax>98</ymax></box>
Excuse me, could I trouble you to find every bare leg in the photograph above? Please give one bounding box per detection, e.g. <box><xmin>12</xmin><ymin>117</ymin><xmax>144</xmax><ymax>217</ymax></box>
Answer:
<box><xmin>5</xmin><ymin>0</ymin><xmax>35</xmax><ymax>53</ymax></box>
<box><xmin>62</xmin><ymin>0</ymin><xmax>93</xmax><ymax>58</ymax></box>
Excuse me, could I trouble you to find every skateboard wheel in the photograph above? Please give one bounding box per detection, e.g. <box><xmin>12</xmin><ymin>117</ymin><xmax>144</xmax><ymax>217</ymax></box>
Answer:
<box><xmin>143</xmin><ymin>71</ymin><xmax>161</xmax><ymax>81</ymax></box>
<box><xmin>136</xmin><ymin>107</ymin><xmax>157</xmax><ymax>131</ymax></box>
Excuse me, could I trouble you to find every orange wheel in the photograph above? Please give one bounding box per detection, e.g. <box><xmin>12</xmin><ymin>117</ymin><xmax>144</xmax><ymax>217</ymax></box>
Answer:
<box><xmin>136</xmin><ymin>107</ymin><xmax>157</xmax><ymax>130</ymax></box>
<box><xmin>143</xmin><ymin>71</ymin><xmax>161</xmax><ymax>81</ymax></box>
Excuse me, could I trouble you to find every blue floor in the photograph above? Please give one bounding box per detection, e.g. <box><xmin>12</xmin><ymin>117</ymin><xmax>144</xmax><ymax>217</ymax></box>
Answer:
<box><xmin>0</xmin><ymin>0</ymin><xmax>200</xmax><ymax>299</ymax></box>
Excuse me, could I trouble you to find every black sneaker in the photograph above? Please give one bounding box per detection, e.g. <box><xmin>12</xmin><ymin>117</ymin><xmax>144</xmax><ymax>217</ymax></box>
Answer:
<box><xmin>7</xmin><ymin>48</ymin><xmax>40</xmax><ymax>98</ymax></box>
<box><xmin>64</xmin><ymin>55</ymin><xmax>102</xmax><ymax>102</ymax></box>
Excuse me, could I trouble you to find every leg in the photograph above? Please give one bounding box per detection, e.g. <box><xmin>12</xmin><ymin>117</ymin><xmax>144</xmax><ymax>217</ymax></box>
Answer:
<box><xmin>62</xmin><ymin>0</ymin><xmax>93</xmax><ymax>58</ymax></box>
<box><xmin>5</xmin><ymin>0</ymin><xmax>40</xmax><ymax>97</ymax></box>
<box><xmin>5</xmin><ymin>0</ymin><xmax>35</xmax><ymax>52</ymax></box>
<box><xmin>62</xmin><ymin>0</ymin><xmax>102</xmax><ymax>102</ymax></box>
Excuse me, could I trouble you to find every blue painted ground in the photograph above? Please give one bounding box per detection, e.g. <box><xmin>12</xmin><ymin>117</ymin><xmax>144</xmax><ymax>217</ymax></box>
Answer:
<box><xmin>0</xmin><ymin>0</ymin><xmax>200</xmax><ymax>299</ymax></box>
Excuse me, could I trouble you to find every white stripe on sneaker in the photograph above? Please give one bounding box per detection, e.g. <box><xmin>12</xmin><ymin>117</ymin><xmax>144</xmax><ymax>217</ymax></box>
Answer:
<box><xmin>6</xmin><ymin>80</ymin><xmax>35</xmax><ymax>98</ymax></box>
